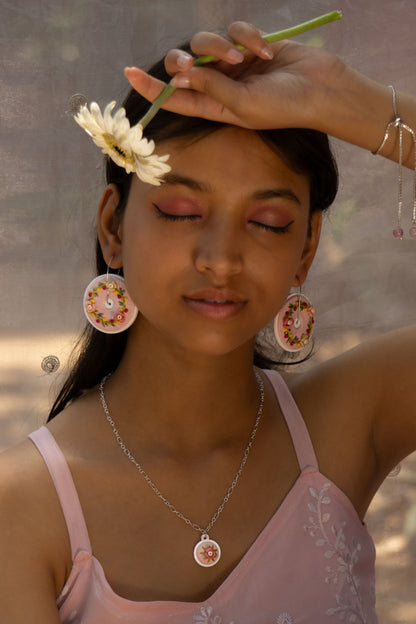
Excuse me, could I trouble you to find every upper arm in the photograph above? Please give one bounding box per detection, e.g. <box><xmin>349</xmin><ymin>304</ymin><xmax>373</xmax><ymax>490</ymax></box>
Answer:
<box><xmin>325</xmin><ymin>325</ymin><xmax>416</xmax><ymax>476</ymax></box>
<box><xmin>0</xmin><ymin>440</ymin><xmax>68</xmax><ymax>623</ymax></box>
<box><xmin>288</xmin><ymin>325</ymin><xmax>416</xmax><ymax>515</ymax></box>
<box><xmin>365</xmin><ymin>325</ymin><xmax>416</xmax><ymax>468</ymax></box>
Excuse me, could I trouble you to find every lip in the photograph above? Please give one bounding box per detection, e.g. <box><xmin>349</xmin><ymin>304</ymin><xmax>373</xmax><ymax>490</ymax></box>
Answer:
<box><xmin>183</xmin><ymin>288</ymin><xmax>247</xmax><ymax>321</ymax></box>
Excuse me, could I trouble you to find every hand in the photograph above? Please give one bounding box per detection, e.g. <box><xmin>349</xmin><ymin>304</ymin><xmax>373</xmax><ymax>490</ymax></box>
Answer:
<box><xmin>125</xmin><ymin>21</ymin><xmax>347</xmax><ymax>132</ymax></box>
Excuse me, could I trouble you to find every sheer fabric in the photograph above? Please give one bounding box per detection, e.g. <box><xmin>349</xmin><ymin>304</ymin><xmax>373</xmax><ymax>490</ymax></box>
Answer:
<box><xmin>1</xmin><ymin>1</ymin><xmax>416</xmax><ymax>621</ymax></box>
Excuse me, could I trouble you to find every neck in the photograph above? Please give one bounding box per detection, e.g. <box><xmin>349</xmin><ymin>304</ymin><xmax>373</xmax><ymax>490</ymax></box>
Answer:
<box><xmin>103</xmin><ymin>321</ymin><xmax>261</xmax><ymax>453</ymax></box>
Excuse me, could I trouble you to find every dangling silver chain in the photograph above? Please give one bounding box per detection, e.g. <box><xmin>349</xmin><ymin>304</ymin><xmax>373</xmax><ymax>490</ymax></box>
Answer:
<box><xmin>98</xmin><ymin>370</ymin><xmax>264</xmax><ymax>536</ymax></box>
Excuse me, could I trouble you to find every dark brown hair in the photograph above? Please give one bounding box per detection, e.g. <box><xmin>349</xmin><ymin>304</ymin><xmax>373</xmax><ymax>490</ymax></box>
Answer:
<box><xmin>48</xmin><ymin>46</ymin><xmax>338</xmax><ymax>420</ymax></box>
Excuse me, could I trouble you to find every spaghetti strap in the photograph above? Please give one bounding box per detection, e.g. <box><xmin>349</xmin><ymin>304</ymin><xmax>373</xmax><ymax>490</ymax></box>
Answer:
<box><xmin>263</xmin><ymin>369</ymin><xmax>318</xmax><ymax>471</ymax></box>
<box><xmin>28</xmin><ymin>426</ymin><xmax>92</xmax><ymax>558</ymax></box>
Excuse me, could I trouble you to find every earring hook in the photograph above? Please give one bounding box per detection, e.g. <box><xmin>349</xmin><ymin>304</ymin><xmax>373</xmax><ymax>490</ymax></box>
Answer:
<box><xmin>295</xmin><ymin>278</ymin><xmax>302</xmax><ymax>329</ymax></box>
<box><xmin>105</xmin><ymin>256</ymin><xmax>114</xmax><ymax>284</ymax></box>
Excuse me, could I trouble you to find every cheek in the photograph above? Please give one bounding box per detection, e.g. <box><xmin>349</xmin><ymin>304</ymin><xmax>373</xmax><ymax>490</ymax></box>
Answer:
<box><xmin>246</xmin><ymin>242</ymin><xmax>307</xmax><ymax>318</ymax></box>
<box><xmin>249</xmin><ymin>233</ymin><xmax>306</xmax><ymax>279</ymax></box>
<box><xmin>120</xmin><ymin>221</ymin><xmax>188</xmax><ymax>306</ymax></box>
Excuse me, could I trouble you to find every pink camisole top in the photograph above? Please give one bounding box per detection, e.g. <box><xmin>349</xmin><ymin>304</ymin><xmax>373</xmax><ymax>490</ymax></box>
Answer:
<box><xmin>28</xmin><ymin>370</ymin><xmax>377</xmax><ymax>624</ymax></box>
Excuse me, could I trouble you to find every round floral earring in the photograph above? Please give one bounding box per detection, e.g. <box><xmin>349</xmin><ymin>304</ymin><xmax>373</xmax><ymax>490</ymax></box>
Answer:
<box><xmin>273</xmin><ymin>289</ymin><xmax>316</xmax><ymax>353</ymax></box>
<box><xmin>83</xmin><ymin>264</ymin><xmax>138</xmax><ymax>334</ymax></box>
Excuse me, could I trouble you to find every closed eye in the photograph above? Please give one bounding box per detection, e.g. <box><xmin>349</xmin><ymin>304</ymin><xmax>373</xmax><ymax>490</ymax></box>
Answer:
<box><xmin>153</xmin><ymin>203</ymin><xmax>200</xmax><ymax>222</ymax></box>
<box><xmin>250</xmin><ymin>219</ymin><xmax>294</xmax><ymax>234</ymax></box>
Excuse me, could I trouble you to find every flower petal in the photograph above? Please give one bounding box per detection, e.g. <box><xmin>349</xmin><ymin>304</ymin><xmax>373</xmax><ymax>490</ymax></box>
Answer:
<box><xmin>74</xmin><ymin>101</ymin><xmax>171</xmax><ymax>185</ymax></box>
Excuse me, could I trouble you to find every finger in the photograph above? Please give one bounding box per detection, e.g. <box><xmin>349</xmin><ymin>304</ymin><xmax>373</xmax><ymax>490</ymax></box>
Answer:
<box><xmin>189</xmin><ymin>31</ymin><xmax>245</xmax><ymax>65</ymax></box>
<box><xmin>124</xmin><ymin>66</ymin><xmax>242</xmax><ymax>125</ymax></box>
<box><xmin>228</xmin><ymin>21</ymin><xmax>274</xmax><ymax>60</ymax></box>
<box><xmin>164</xmin><ymin>49</ymin><xmax>194</xmax><ymax>76</ymax></box>
<box><xmin>124</xmin><ymin>67</ymin><xmax>169</xmax><ymax>103</ymax></box>
<box><xmin>170</xmin><ymin>66</ymin><xmax>248</xmax><ymax>122</ymax></box>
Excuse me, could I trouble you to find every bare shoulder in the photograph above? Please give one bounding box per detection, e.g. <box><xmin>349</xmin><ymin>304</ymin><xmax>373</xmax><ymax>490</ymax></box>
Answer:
<box><xmin>0</xmin><ymin>436</ymin><xmax>60</xmax><ymax>544</ymax></box>
<box><xmin>288</xmin><ymin>324</ymin><xmax>415</xmax><ymax>414</ymax></box>
<box><xmin>0</xmin><ymin>437</ymin><xmax>69</xmax><ymax>621</ymax></box>
<box><xmin>287</xmin><ymin>325</ymin><xmax>416</xmax><ymax>481</ymax></box>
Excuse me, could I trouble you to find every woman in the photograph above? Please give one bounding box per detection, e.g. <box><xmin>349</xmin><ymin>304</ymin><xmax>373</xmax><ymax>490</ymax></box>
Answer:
<box><xmin>1</xmin><ymin>21</ymin><xmax>415</xmax><ymax>623</ymax></box>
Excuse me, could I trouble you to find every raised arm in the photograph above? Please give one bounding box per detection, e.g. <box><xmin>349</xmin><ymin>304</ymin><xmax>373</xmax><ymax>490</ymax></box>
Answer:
<box><xmin>125</xmin><ymin>21</ymin><xmax>416</xmax><ymax>168</ymax></box>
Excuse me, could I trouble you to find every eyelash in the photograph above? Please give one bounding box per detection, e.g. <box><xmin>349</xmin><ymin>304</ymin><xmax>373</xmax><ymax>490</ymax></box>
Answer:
<box><xmin>153</xmin><ymin>204</ymin><xmax>294</xmax><ymax>234</ymax></box>
<box><xmin>249</xmin><ymin>220</ymin><xmax>294</xmax><ymax>234</ymax></box>
<box><xmin>153</xmin><ymin>203</ymin><xmax>200</xmax><ymax>222</ymax></box>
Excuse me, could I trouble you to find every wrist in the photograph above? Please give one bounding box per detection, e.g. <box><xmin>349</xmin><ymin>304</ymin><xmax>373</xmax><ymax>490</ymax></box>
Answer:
<box><xmin>313</xmin><ymin>64</ymin><xmax>393</xmax><ymax>152</ymax></box>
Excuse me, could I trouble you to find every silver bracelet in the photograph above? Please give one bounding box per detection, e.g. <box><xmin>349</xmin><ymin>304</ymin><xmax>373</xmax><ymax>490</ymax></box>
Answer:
<box><xmin>373</xmin><ymin>85</ymin><xmax>401</xmax><ymax>155</ymax></box>
<box><xmin>373</xmin><ymin>85</ymin><xmax>416</xmax><ymax>239</ymax></box>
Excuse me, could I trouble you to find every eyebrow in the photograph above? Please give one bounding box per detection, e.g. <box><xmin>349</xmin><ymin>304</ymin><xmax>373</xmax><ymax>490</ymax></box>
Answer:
<box><xmin>162</xmin><ymin>173</ymin><xmax>209</xmax><ymax>192</ymax></box>
<box><xmin>162</xmin><ymin>172</ymin><xmax>301</xmax><ymax>205</ymax></box>
<box><xmin>251</xmin><ymin>188</ymin><xmax>301</xmax><ymax>205</ymax></box>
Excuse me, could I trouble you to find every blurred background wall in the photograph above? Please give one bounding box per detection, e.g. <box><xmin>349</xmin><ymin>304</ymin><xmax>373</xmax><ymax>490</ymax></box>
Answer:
<box><xmin>1</xmin><ymin>1</ymin><xmax>415</xmax><ymax>621</ymax></box>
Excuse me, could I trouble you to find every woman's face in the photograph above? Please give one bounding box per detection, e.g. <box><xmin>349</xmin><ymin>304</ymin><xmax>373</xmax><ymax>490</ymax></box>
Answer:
<box><xmin>110</xmin><ymin>126</ymin><xmax>320</xmax><ymax>357</ymax></box>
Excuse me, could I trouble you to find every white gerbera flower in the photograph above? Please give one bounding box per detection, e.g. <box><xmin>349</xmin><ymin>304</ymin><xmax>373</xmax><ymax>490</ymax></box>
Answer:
<box><xmin>74</xmin><ymin>101</ymin><xmax>170</xmax><ymax>186</ymax></box>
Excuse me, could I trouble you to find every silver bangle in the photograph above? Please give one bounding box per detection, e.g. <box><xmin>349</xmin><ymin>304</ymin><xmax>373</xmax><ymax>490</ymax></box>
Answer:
<box><xmin>373</xmin><ymin>85</ymin><xmax>416</xmax><ymax>239</ymax></box>
<box><xmin>373</xmin><ymin>85</ymin><xmax>401</xmax><ymax>155</ymax></box>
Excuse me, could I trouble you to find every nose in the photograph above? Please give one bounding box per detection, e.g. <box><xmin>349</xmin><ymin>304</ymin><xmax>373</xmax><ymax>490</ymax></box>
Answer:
<box><xmin>194</xmin><ymin>216</ymin><xmax>243</xmax><ymax>281</ymax></box>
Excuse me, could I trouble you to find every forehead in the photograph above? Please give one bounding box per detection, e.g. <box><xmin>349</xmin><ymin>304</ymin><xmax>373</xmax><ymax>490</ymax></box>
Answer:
<box><xmin>150</xmin><ymin>127</ymin><xmax>310</xmax><ymax>205</ymax></box>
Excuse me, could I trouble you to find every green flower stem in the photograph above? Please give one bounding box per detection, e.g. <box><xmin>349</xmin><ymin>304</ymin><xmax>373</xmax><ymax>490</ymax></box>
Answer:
<box><xmin>194</xmin><ymin>10</ymin><xmax>342</xmax><ymax>66</ymax></box>
<box><xmin>138</xmin><ymin>83</ymin><xmax>176</xmax><ymax>129</ymax></box>
<box><xmin>139</xmin><ymin>10</ymin><xmax>342</xmax><ymax>129</ymax></box>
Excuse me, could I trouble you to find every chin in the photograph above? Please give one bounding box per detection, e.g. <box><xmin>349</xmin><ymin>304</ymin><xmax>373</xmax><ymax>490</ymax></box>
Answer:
<box><xmin>173</xmin><ymin>332</ymin><xmax>256</xmax><ymax>360</ymax></box>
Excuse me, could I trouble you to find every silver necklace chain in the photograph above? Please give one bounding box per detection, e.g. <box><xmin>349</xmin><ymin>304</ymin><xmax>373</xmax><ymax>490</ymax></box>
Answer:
<box><xmin>98</xmin><ymin>370</ymin><xmax>264</xmax><ymax>537</ymax></box>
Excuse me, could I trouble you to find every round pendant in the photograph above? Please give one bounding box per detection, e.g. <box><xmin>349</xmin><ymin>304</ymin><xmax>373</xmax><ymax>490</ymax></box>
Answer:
<box><xmin>193</xmin><ymin>534</ymin><xmax>221</xmax><ymax>567</ymax></box>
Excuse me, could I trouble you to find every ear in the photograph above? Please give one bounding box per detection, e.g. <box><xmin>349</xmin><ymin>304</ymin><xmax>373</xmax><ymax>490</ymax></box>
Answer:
<box><xmin>97</xmin><ymin>184</ymin><xmax>123</xmax><ymax>269</ymax></box>
<box><xmin>295</xmin><ymin>210</ymin><xmax>322</xmax><ymax>286</ymax></box>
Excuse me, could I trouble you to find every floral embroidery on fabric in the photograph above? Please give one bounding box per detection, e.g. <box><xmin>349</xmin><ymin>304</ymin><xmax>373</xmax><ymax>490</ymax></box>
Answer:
<box><xmin>304</xmin><ymin>483</ymin><xmax>367</xmax><ymax>623</ymax></box>
<box><xmin>193</xmin><ymin>606</ymin><xmax>295</xmax><ymax>624</ymax></box>
<box><xmin>193</xmin><ymin>605</ymin><xmax>235</xmax><ymax>624</ymax></box>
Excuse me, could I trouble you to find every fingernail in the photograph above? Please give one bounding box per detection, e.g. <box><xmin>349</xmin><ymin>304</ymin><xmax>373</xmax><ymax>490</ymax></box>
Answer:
<box><xmin>171</xmin><ymin>74</ymin><xmax>191</xmax><ymax>88</ymax></box>
<box><xmin>225</xmin><ymin>48</ymin><xmax>245</xmax><ymax>64</ymax></box>
<box><xmin>259</xmin><ymin>46</ymin><xmax>274</xmax><ymax>60</ymax></box>
<box><xmin>177</xmin><ymin>53</ymin><xmax>193</xmax><ymax>69</ymax></box>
